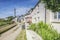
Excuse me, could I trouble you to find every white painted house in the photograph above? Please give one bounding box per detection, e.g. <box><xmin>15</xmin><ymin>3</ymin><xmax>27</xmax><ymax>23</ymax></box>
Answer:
<box><xmin>31</xmin><ymin>2</ymin><xmax>45</xmax><ymax>23</ymax></box>
<box><xmin>31</xmin><ymin>1</ymin><xmax>60</xmax><ymax>33</ymax></box>
<box><xmin>24</xmin><ymin>10</ymin><xmax>32</xmax><ymax>29</ymax></box>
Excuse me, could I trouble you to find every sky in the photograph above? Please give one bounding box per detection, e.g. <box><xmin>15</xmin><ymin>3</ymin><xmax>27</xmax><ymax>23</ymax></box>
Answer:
<box><xmin>0</xmin><ymin>0</ymin><xmax>39</xmax><ymax>18</ymax></box>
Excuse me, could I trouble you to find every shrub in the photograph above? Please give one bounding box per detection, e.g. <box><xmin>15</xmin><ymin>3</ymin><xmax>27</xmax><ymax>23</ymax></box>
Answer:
<box><xmin>29</xmin><ymin>23</ymin><xmax>36</xmax><ymax>31</ymax></box>
<box><xmin>29</xmin><ymin>21</ymin><xmax>60</xmax><ymax>40</ymax></box>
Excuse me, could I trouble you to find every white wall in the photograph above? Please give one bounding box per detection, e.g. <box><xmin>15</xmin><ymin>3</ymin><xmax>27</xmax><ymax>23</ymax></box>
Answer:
<box><xmin>52</xmin><ymin>23</ymin><xmax>60</xmax><ymax>33</ymax></box>
<box><xmin>31</xmin><ymin>2</ymin><xmax>45</xmax><ymax>23</ymax></box>
<box><xmin>38</xmin><ymin>3</ymin><xmax>45</xmax><ymax>22</ymax></box>
<box><xmin>46</xmin><ymin>9</ymin><xmax>60</xmax><ymax>33</ymax></box>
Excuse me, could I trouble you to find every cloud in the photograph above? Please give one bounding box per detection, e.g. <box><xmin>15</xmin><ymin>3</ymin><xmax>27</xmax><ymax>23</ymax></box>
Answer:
<box><xmin>16</xmin><ymin>7</ymin><xmax>31</xmax><ymax>16</ymax></box>
<box><xmin>0</xmin><ymin>7</ymin><xmax>31</xmax><ymax>18</ymax></box>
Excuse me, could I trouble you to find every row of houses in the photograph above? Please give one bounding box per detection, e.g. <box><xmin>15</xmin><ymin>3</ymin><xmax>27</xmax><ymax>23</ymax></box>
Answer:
<box><xmin>18</xmin><ymin>1</ymin><xmax>60</xmax><ymax>33</ymax></box>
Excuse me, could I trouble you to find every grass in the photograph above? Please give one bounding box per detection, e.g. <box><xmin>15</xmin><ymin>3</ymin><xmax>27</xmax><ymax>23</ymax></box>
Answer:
<box><xmin>16</xmin><ymin>29</ymin><xmax>27</xmax><ymax>40</ymax></box>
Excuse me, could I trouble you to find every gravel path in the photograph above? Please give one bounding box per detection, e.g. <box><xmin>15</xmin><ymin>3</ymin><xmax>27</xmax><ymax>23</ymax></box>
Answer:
<box><xmin>26</xmin><ymin>30</ymin><xmax>42</xmax><ymax>40</ymax></box>
<box><xmin>0</xmin><ymin>24</ymin><xmax>21</xmax><ymax>40</ymax></box>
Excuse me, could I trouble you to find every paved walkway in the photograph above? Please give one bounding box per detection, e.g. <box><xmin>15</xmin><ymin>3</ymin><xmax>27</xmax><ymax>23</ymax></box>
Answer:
<box><xmin>26</xmin><ymin>30</ymin><xmax>42</xmax><ymax>40</ymax></box>
<box><xmin>0</xmin><ymin>24</ymin><xmax>21</xmax><ymax>40</ymax></box>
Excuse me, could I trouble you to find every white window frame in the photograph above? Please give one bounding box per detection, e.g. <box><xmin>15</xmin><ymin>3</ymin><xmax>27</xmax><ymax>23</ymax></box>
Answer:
<box><xmin>58</xmin><ymin>12</ymin><xmax>60</xmax><ymax>19</ymax></box>
<box><xmin>54</xmin><ymin>12</ymin><xmax>60</xmax><ymax>20</ymax></box>
<box><xmin>54</xmin><ymin>13</ymin><xmax>57</xmax><ymax>19</ymax></box>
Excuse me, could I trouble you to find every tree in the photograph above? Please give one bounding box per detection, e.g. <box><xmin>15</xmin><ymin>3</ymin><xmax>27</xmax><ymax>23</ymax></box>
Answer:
<box><xmin>41</xmin><ymin>0</ymin><xmax>60</xmax><ymax>12</ymax></box>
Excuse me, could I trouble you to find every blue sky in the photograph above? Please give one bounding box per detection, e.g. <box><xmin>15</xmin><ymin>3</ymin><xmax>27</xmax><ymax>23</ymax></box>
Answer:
<box><xmin>0</xmin><ymin>0</ymin><xmax>38</xmax><ymax>18</ymax></box>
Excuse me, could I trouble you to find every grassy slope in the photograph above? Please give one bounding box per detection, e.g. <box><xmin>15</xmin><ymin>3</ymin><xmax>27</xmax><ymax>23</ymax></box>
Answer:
<box><xmin>16</xmin><ymin>29</ymin><xmax>27</xmax><ymax>40</ymax></box>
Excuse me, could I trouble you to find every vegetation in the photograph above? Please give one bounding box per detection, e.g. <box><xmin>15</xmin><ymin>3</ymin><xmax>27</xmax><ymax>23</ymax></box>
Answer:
<box><xmin>16</xmin><ymin>29</ymin><xmax>27</xmax><ymax>40</ymax></box>
<box><xmin>0</xmin><ymin>16</ymin><xmax>17</xmax><ymax>34</ymax></box>
<box><xmin>0</xmin><ymin>16</ymin><xmax>15</xmax><ymax>27</ymax></box>
<box><xmin>0</xmin><ymin>23</ymin><xmax>17</xmax><ymax>34</ymax></box>
<box><xmin>40</xmin><ymin>0</ymin><xmax>60</xmax><ymax>12</ymax></box>
<box><xmin>29</xmin><ymin>21</ymin><xmax>60</xmax><ymax>40</ymax></box>
<box><xmin>7</xmin><ymin>16</ymin><xmax>15</xmax><ymax>21</ymax></box>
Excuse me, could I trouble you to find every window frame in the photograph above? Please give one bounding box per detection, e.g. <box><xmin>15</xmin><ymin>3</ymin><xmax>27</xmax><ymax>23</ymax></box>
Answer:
<box><xmin>58</xmin><ymin>12</ymin><xmax>60</xmax><ymax>19</ymax></box>
<box><xmin>54</xmin><ymin>13</ymin><xmax>57</xmax><ymax>19</ymax></box>
<box><xmin>54</xmin><ymin>12</ymin><xmax>60</xmax><ymax>20</ymax></box>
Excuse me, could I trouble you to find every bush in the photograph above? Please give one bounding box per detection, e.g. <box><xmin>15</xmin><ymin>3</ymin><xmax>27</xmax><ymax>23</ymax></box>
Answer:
<box><xmin>29</xmin><ymin>21</ymin><xmax>60</xmax><ymax>40</ymax></box>
<box><xmin>29</xmin><ymin>23</ymin><xmax>36</xmax><ymax>31</ymax></box>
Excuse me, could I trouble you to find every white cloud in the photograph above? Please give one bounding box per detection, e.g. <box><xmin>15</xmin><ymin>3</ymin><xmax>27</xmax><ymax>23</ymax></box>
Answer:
<box><xmin>0</xmin><ymin>7</ymin><xmax>31</xmax><ymax>18</ymax></box>
<box><xmin>16</xmin><ymin>7</ymin><xmax>30</xmax><ymax>16</ymax></box>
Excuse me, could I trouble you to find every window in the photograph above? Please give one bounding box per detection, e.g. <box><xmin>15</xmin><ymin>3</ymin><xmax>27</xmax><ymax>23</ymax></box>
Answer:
<box><xmin>38</xmin><ymin>4</ymin><xmax>39</xmax><ymax>9</ymax></box>
<box><xmin>54</xmin><ymin>13</ymin><xmax>57</xmax><ymax>19</ymax></box>
<box><xmin>38</xmin><ymin>5</ymin><xmax>39</xmax><ymax>7</ymax></box>
<box><xmin>37</xmin><ymin>11</ymin><xmax>39</xmax><ymax>13</ymax></box>
<box><xmin>38</xmin><ymin>17</ymin><xmax>40</xmax><ymax>20</ymax></box>
<box><xmin>34</xmin><ymin>18</ymin><xmax>37</xmax><ymax>21</ymax></box>
<box><xmin>54</xmin><ymin>12</ymin><xmax>60</xmax><ymax>19</ymax></box>
<box><xmin>58</xmin><ymin>12</ymin><xmax>60</xmax><ymax>19</ymax></box>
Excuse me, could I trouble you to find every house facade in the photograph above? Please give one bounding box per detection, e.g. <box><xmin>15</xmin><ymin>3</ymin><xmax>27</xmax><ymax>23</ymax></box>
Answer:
<box><xmin>31</xmin><ymin>2</ymin><xmax>46</xmax><ymax>23</ymax></box>
<box><xmin>24</xmin><ymin>10</ymin><xmax>32</xmax><ymax>29</ymax></box>
<box><xmin>25</xmin><ymin>15</ymin><xmax>32</xmax><ymax>24</ymax></box>
<box><xmin>31</xmin><ymin>1</ymin><xmax>60</xmax><ymax>33</ymax></box>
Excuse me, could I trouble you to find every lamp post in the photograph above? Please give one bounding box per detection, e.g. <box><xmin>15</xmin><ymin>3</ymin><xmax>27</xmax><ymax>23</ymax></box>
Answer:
<box><xmin>14</xmin><ymin>8</ymin><xmax>16</xmax><ymax>18</ymax></box>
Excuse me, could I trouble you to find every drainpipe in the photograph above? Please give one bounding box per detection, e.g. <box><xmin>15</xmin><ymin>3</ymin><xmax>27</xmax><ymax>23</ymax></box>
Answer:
<box><xmin>45</xmin><ymin>5</ymin><xmax>46</xmax><ymax>24</ymax></box>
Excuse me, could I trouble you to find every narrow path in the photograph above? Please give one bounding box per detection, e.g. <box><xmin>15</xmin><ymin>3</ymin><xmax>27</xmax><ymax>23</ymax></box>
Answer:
<box><xmin>16</xmin><ymin>29</ymin><xmax>27</xmax><ymax>40</ymax></box>
<box><xmin>0</xmin><ymin>24</ymin><xmax>21</xmax><ymax>40</ymax></box>
<box><xmin>26</xmin><ymin>30</ymin><xmax>42</xmax><ymax>40</ymax></box>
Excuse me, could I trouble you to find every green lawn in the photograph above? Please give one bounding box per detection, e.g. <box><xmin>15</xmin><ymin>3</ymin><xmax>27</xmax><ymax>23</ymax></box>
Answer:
<box><xmin>16</xmin><ymin>29</ymin><xmax>27</xmax><ymax>40</ymax></box>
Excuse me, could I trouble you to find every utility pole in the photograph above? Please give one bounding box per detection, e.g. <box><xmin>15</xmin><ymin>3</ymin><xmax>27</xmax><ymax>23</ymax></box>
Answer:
<box><xmin>14</xmin><ymin>8</ymin><xmax>16</xmax><ymax>18</ymax></box>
